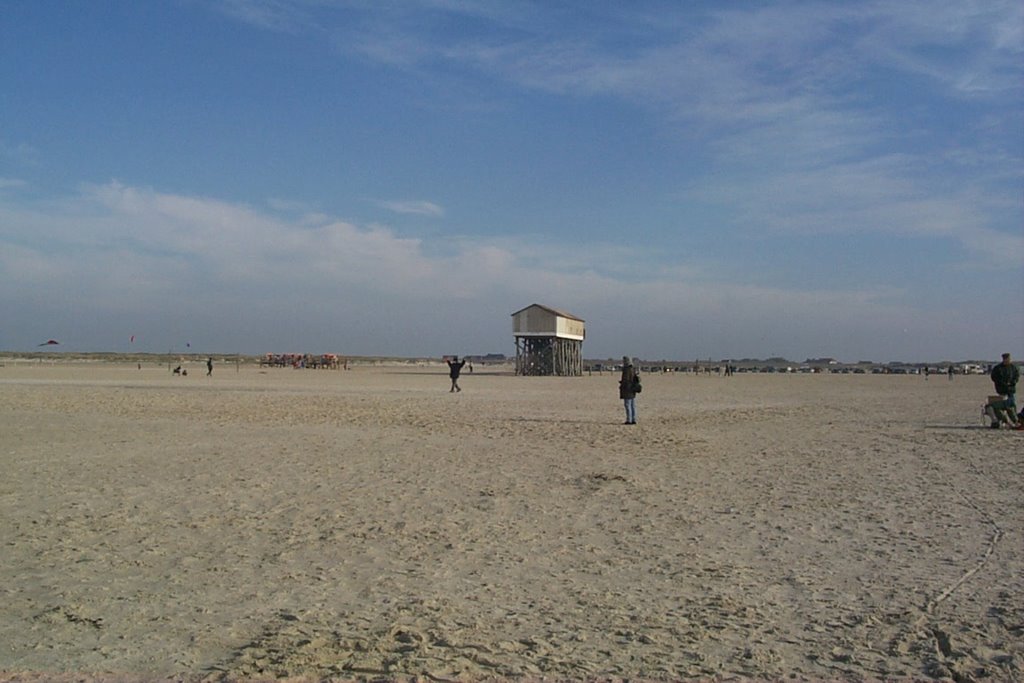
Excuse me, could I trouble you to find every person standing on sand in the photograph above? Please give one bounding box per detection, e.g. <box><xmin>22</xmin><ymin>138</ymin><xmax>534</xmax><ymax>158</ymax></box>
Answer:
<box><xmin>446</xmin><ymin>356</ymin><xmax>466</xmax><ymax>392</ymax></box>
<box><xmin>989</xmin><ymin>353</ymin><xmax>1019</xmax><ymax>427</ymax></box>
<box><xmin>207</xmin><ymin>357</ymin><xmax>213</xmax><ymax>376</ymax></box>
<box><xmin>619</xmin><ymin>356</ymin><xmax>640</xmax><ymax>425</ymax></box>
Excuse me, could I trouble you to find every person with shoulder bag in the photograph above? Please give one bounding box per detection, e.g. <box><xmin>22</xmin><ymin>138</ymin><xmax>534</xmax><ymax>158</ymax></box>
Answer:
<box><xmin>619</xmin><ymin>356</ymin><xmax>640</xmax><ymax>425</ymax></box>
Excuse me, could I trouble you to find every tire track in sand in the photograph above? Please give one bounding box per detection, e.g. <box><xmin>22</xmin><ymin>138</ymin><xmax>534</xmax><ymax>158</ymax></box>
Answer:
<box><xmin>888</xmin><ymin>433</ymin><xmax>1006</xmax><ymax>683</ymax></box>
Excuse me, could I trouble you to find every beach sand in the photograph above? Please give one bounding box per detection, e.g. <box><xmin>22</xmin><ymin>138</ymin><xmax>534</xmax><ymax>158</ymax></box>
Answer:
<box><xmin>1</xmin><ymin>361</ymin><xmax>1021</xmax><ymax>681</ymax></box>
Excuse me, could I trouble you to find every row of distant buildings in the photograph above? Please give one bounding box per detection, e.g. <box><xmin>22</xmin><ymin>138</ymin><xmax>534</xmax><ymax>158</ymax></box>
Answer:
<box><xmin>584</xmin><ymin>361</ymin><xmax>992</xmax><ymax>375</ymax></box>
<box><xmin>507</xmin><ymin>303</ymin><xmax>999</xmax><ymax>377</ymax></box>
<box><xmin>458</xmin><ymin>356</ymin><xmax>992</xmax><ymax>376</ymax></box>
<box><xmin>251</xmin><ymin>304</ymin><xmax>1002</xmax><ymax>378</ymax></box>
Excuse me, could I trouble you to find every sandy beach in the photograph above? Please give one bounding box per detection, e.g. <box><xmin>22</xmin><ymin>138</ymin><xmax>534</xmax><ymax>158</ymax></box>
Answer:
<box><xmin>1</xmin><ymin>361</ymin><xmax>1021</xmax><ymax>682</ymax></box>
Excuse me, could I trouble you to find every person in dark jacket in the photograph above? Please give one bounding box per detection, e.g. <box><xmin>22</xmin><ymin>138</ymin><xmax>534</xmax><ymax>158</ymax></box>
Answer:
<box><xmin>446</xmin><ymin>356</ymin><xmax>466</xmax><ymax>392</ymax></box>
<box><xmin>989</xmin><ymin>353</ymin><xmax>1020</xmax><ymax>427</ymax></box>
<box><xmin>619</xmin><ymin>356</ymin><xmax>639</xmax><ymax>425</ymax></box>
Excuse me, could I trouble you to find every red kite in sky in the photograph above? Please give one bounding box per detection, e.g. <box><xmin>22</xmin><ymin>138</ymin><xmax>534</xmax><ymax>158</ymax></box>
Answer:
<box><xmin>38</xmin><ymin>339</ymin><xmax>60</xmax><ymax>346</ymax></box>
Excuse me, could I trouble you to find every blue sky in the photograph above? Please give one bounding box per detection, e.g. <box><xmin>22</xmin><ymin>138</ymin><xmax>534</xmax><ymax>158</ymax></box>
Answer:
<box><xmin>2</xmin><ymin>0</ymin><xmax>1021</xmax><ymax>362</ymax></box>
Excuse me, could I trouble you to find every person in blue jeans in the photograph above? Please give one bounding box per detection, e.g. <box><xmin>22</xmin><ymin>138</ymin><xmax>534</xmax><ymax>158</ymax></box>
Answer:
<box><xmin>619</xmin><ymin>356</ymin><xmax>640</xmax><ymax>424</ymax></box>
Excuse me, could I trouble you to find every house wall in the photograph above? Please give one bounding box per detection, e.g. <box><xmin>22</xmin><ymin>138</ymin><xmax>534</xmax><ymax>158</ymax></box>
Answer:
<box><xmin>513</xmin><ymin>306</ymin><xmax>556</xmax><ymax>336</ymax></box>
<box><xmin>556</xmin><ymin>316</ymin><xmax>585</xmax><ymax>341</ymax></box>
<box><xmin>513</xmin><ymin>305</ymin><xmax>584</xmax><ymax>341</ymax></box>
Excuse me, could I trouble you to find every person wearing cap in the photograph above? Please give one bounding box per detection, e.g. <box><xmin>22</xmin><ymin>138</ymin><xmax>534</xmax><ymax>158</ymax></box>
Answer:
<box><xmin>619</xmin><ymin>356</ymin><xmax>640</xmax><ymax>425</ymax></box>
<box><xmin>988</xmin><ymin>353</ymin><xmax>1020</xmax><ymax>428</ymax></box>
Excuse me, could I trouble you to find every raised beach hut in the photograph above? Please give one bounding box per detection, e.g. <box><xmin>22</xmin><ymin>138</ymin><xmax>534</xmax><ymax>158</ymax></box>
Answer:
<box><xmin>512</xmin><ymin>304</ymin><xmax>585</xmax><ymax>376</ymax></box>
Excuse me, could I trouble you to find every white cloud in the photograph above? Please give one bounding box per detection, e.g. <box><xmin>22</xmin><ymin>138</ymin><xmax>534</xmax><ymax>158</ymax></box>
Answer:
<box><xmin>4</xmin><ymin>2</ymin><xmax>1020</xmax><ymax>359</ymax></box>
<box><xmin>2</xmin><ymin>181</ymin><xmax>1016</xmax><ymax>359</ymax></box>
<box><xmin>375</xmin><ymin>199</ymin><xmax>445</xmax><ymax>217</ymax></box>
<box><xmin>689</xmin><ymin>154</ymin><xmax>1024</xmax><ymax>269</ymax></box>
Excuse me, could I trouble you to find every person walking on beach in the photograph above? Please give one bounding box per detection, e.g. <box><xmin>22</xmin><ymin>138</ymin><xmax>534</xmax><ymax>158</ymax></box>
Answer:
<box><xmin>989</xmin><ymin>353</ymin><xmax>1020</xmax><ymax>427</ymax></box>
<box><xmin>619</xmin><ymin>356</ymin><xmax>640</xmax><ymax>424</ymax></box>
<box><xmin>207</xmin><ymin>357</ymin><xmax>213</xmax><ymax>376</ymax></box>
<box><xmin>446</xmin><ymin>355</ymin><xmax>466</xmax><ymax>392</ymax></box>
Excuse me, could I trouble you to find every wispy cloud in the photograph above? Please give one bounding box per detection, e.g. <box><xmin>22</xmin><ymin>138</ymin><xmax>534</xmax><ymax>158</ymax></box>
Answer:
<box><xmin>4</xmin><ymin>2</ymin><xmax>1019</xmax><ymax>359</ymax></box>
<box><xmin>212</xmin><ymin>2</ymin><xmax>1022</xmax><ymax>136</ymax></box>
<box><xmin>375</xmin><ymin>199</ymin><xmax>445</xmax><ymax>217</ymax></box>
<box><xmin>278</xmin><ymin>2</ymin><xmax>1020</xmax><ymax>248</ymax></box>
<box><xmin>853</xmin><ymin>1</ymin><xmax>1024</xmax><ymax>95</ymax></box>
<box><xmin>0</xmin><ymin>139</ymin><xmax>40</xmax><ymax>167</ymax></box>
<box><xmin>0</xmin><ymin>178</ymin><xmax>28</xmax><ymax>190</ymax></box>
<box><xmin>0</xmin><ymin>181</ymin><xmax>1010</xmax><ymax>359</ymax></box>
<box><xmin>214</xmin><ymin>0</ymin><xmax>311</xmax><ymax>33</ymax></box>
<box><xmin>690</xmin><ymin>153</ymin><xmax>1024</xmax><ymax>269</ymax></box>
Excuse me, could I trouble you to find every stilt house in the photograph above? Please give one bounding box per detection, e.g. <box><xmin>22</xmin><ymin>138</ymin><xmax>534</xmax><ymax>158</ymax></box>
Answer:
<box><xmin>512</xmin><ymin>304</ymin><xmax>585</xmax><ymax>376</ymax></box>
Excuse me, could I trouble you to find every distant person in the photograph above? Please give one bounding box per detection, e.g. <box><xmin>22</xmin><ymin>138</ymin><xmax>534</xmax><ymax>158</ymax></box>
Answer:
<box><xmin>173</xmin><ymin>365</ymin><xmax>182</xmax><ymax>375</ymax></box>
<box><xmin>446</xmin><ymin>356</ymin><xmax>466</xmax><ymax>392</ymax></box>
<box><xmin>207</xmin><ymin>357</ymin><xmax>213</xmax><ymax>376</ymax></box>
<box><xmin>989</xmin><ymin>353</ymin><xmax>1019</xmax><ymax>428</ymax></box>
<box><xmin>947</xmin><ymin>365</ymin><xmax>954</xmax><ymax>381</ymax></box>
<box><xmin>619</xmin><ymin>356</ymin><xmax>640</xmax><ymax>425</ymax></box>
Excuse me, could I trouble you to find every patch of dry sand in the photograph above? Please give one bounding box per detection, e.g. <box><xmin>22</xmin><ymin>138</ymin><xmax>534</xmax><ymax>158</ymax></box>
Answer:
<box><xmin>1</xmin><ymin>363</ymin><xmax>1021</xmax><ymax>681</ymax></box>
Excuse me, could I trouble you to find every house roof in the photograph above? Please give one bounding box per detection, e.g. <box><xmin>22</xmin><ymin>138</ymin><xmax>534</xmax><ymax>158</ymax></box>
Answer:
<box><xmin>510</xmin><ymin>303</ymin><xmax>584</xmax><ymax>322</ymax></box>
